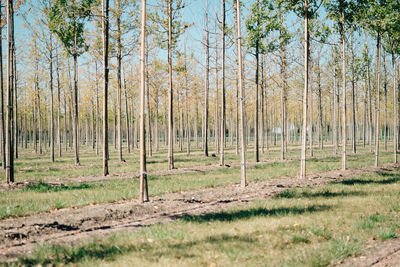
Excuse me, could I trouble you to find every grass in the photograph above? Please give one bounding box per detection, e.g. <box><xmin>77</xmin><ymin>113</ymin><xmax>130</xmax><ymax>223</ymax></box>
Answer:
<box><xmin>0</xmin><ymin>144</ymin><xmax>395</xmax><ymax>219</ymax></box>
<box><xmin>1</xmin><ymin>142</ymin><xmax>382</xmax><ymax>182</ymax></box>
<box><xmin>16</xmin><ymin>168</ymin><xmax>400</xmax><ymax>266</ymax></box>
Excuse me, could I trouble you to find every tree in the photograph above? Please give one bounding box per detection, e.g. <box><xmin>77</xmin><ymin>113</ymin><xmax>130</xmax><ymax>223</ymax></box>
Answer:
<box><xmin>247</xmin><ymin>0</ymin><xmax>291</xmax><ymax>161</ymax></box>
<box><xmin>139</xmin><ymin>0</ymin><xmax>149</xmax><ymax>202</ymax></box>
<box><xmin>361</xmin><ymin>0</ymin><xmax>387</xmax><ymax>167</ymax></box>
<box><xmin>47</xmin><ymin>0</ymin><xmax>94</xmax><ymax>165</ymax></box>
<box><xmin>279</xmin><ymin>0</ymin><xmax>321</xmax><ymax>178</ymax></box>
<box><xmin>6</xmin><ymin>0</ymin><xmax>14</xmax><ymax>183</ymax></box>
<box><xmin>101</xmin><ymin>0</ymin><xmax>109</xmax><ymax>176</ymax></box>
<box><xmin>167</xmin><ymin>0</ymin><xmax>174</xmax><ymax>169</ymax></box>
<box><xmin>326</xmin><ymin>0</ymin><xmax>361</xmax><ymax>170</ymax></box>
<box><xmin>220</xmin><ymin>0</ymin><xmax>226</xmax><ymax>166</ymax></box>
<box><xmin>235</xmin><ymin>0</ymin><xmax>246</xmax><ymax>187</ymax></box>
<box><xmin>203</xmin><ymin>0</ymin><xmax>209</xmax><ymax>158</ymax></box>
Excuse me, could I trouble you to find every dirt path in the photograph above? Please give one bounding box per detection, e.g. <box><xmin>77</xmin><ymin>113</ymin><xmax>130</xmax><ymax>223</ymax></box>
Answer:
<box><xmin>1</xmin><ymin>151</ymin><xmax>372</xmax><ymax>191</ymax></box>
<box><xmin>0</xmin><ymin>162</ymin><xmax>397</xmax><ymax>263</ymax></box>
<box><xmin>339</xmin><ymin>237</ymin><xmax>400</xmax><ymax>266</ymax></box>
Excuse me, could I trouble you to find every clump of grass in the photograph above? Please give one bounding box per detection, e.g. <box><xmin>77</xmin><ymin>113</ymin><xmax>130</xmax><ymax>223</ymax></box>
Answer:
<box><xmin>291</xmin><ymin>235</ymin><xmax>310</xmax><ymax>244</ymax></box>
<box><xmin>378</xmin><ymin>229</ymin><xmax>396</xmax><ymax>240</ymax></box>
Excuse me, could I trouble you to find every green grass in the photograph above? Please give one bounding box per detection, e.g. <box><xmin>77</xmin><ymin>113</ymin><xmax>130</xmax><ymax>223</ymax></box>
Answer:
<box><xmin>2</xmin><ymin>142</ymin><xmax>381</xmax><ymax>182</ymax></box>
<box><xmin>0</xmin><ymin>146</ymin><xmax>395</xmax><ymax>219</ymax></box>
<box><xmin>17</xmin><ymin>168</ymin><xmax>400</xmax><ymax>266</ymax></box>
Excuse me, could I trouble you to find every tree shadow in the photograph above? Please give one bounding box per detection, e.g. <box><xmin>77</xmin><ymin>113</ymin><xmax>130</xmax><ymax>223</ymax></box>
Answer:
<box><xmin>177</xmin><ymin>204</ymin><xmax>332</xmax><ymax>223</ymax></box>
<box><xmin>337</xmin><ymin>172</ymin><xmax>400</xmax><ymax>185</ymax></box>
<box><xmin>22</xmin><ymin>182</ymin><xmax>95</xmax><ymax>193</ymax></box>
<box><xmin>275</xmin><ymin>189</ymin><xmax>366</xmax><ymax>199</ymax></box>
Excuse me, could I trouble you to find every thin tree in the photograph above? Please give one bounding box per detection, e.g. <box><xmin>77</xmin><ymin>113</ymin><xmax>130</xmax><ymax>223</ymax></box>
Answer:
<box><xmin>139</xmin><ymin>0</ymin><xmax>149</xmax><ymax>202</ymax></box>
<box><xmin>203</xmin><ymin>0</ymin><xmax>209</xmax><ymax>157</ymax></box>
<box><xmin>300</xmin><ymin>0</ymin><xmax>310</xmax><ymax>178</ymax></box>
<box><xmin>48</xmin><ymin>0</ymin><xmax>94</xmax><ymax>165</ymax></box>
<box><xmin>235</xmin><ymin>0</ymin><xmax>246</xmax><ymax>187</ymax></box>
<box><xmin>6</xmin><ymin>0</ymin><xmax>14</xmax><ymax>183</ymax></box>
<box><xmin>220</xmin><ymin>0</ymin><xmax>226</xmax><ymax>166</ymax></box>
<box><xmin>0</xmin><ymin>4</ymin><xmax>4</xmax><ymax>170</ymax></box>
<box><xmin>102</xmin><ymin>0</ymin><xmax>110</xmax><ymax>176</ymax></box>
<box><xmin>167</xmin><ymin>0</ymin><xmax>174</xmax><ymax>169</ymax></box>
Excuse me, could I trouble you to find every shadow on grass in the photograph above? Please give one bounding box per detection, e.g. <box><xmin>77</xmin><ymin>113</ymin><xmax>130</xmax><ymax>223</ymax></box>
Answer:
<box><xmin>18</xmin><ymin>232</ymin><xmax>257</xmax><ymax>265</ymax></box>
<box><xmin>307</xmin><ymin>157</ymin><xmax>340</xmax><ymax>163</ymax></box>
<box><xmin>275</xmin><ymin>189</ymin><xmax>366</xmax><ymax>199</ymax></box>
<box><xmin>337</xmin><ymin>172</ymin><xmax>400</xmax><ymax>185</ymax></box>
<box><xmin>22</xmin><ymin>182</ymin><xmax>95</xmax><ymax>193</ymax></box>
<box><xmin>178</xmin><ymin>204</ymin><xmax>331</xmax><ymax>223</ymax></box>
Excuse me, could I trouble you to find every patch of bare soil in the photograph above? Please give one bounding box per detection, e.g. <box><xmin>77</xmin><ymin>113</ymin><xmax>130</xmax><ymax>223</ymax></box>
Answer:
<box><xmin>339</xmin><ymin>237</ymin><xmax>400</xmax><ymax>266</ymax></box>
<box><xmin>0</xmin><ymin>162</ymin><xmax>397</xmax><ymax>263</ymax></box>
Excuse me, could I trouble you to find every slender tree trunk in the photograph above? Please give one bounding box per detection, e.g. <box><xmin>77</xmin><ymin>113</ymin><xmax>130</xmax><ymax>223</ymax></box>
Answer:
<box><xmin>95</xmin><ymin>61</ymin><xmax>99</xmax><ymax>155</ymax></box>
<box><xmin>254</xmin><ymin>1</ymin><xmax>260</xmax><ymax>163</ymax></box>
<box><xmin>0</xmin><ymin>4</ymin><xmax>5</xmax><ymax>169</ymax></box>
<box><xmin>145</xmin><ymin>41</ymin><xmax>152</xmax><ymax>157</ymax></box>
<box><xmin>167</xmin><ymin>0</ymin><xmax>174</xmax><ymax>169</ymax></box>
<box><xmin>214</xmin><ymin>30</ymin><xmax>219</xmax><ymax>155</ymax></box>
<box><xmin>220</xmin><ymin>0</ymin><xmax>226</xmax><ymax>165</ymax></box>
<box><xmin>308</xmin><ymin>42</ymin><xmax>313</xmax><ymax>157</ymax></box>
<box><xmin>235</xmin><ymin>0</ymin><xmax>246</xmax><ymax>187</ymax></box>
<box><xmin>73</xmin><ymin>26</ymin><xmax>79</xmax><ymax>164</ymax></box>
<box><xmin>261</xmin><ymin>54</ymin><xmax>265</xmax><ymax>153</ymax></box>
<box><xmin>280</xmin><ymin>34</ymin><xmax>287</xmax><ymax>160</ymax></box>
<box><xmin>383</xmin><ymin>54</ymin><xmax>388</xmax><ymax>151</ymax></box>
<box><xmin>375</xmin><ymin>32</ymin><xmax>381</xmax><ymax>167</ymax></box>
<box><xmin>56</xmin><ymin>48</ymin><xmax>61</xmax><ymax>157</ymax></box>
<box><xmin>300</xmin><ymin>0</ymin><xmax>309</xmax><ymax>179</ymax></box>
<box><xmin>116</xmin><ymin>0</ymin><xmax>123</xmax><ymax>162</ymax></box>
<box><xmin>102</xmin><ymin>0</ymin><xmax>109</xmax><ymax>176</ymax></box>
<box><xmin>139</xmin><ymin>0</ymin><xmax>149</xmax><ymax>202</ymax></box>
<box><xmin>49</xmin><ymin>33</ymin><xmax>54</xmax><ymax>162</ymax></box>
<box><xmin>13</xmin><ymin>38</ymin><xmax>17</xmax><ymax>159</ymax></box>
<box><xmin>203</xmin><ymin>0</ymin><xmax>209</xmax><ymax>158</ymax></box>
<box><xmin>333</xmin><ymin>53</ymin><xmax>338</xmax><ymax>155</ymax></box>
<box><xmin>340</xmin><ymin>8</ymin><xmax>346</xmax><ymax>171</ymax></box>
<box><xmin>6</xmin><ymin>0</ymin><xmax>14</xmax><ymax>183</ymax></box>
<box><xmin>124</xmin><ymin>74</ymin><xmax>130</xmax><ymax>153</ymax></box>
<box><xmin>351</xmin><ymin>33</ymin><xmax>356</xmax><ymax>154</ymax></box>
<box><xmin>392</xmin><ymin>40</ymin><xmax>397</xmax><ymax>163</ymax></box>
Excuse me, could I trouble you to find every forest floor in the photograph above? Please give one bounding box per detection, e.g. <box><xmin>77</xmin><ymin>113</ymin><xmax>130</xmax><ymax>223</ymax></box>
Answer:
<box><xmin>1</xmin><ymin>159</ymin><xmax>399</xmax><ymax>265</ymax></box>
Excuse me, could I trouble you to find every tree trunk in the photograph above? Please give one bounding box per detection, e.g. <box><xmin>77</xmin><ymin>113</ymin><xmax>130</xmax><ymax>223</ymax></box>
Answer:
<box><xmin>300</xmin><ymin>0</ymin><xmax>309</xmax><ymax>179</ymax></box>
<box><xmin>203</xmin><ymin>0</ymin><xmax>209</xmax><ymax>158</ymax></box>
<box><xmin>0</xmin><ymin>4</ymin><xmax>5</xmax><ymax>169</ymax></box>
<box><xmin>220</xmin><ymin>0</ymin><xmax>226</xmax><ymax>165</ymax></box>
<box><xmin>124</xmin><ymin>74</ymin><xmax>130</xmax><ymax>153</ymax></box>
<box><xmin>392</xmin><ymin>40</ymin><xmax>397</xmax><ymax>163</ymax></box>
<box><xmin>340</xmin><ymin>7</ymin><xmax>346</xmax><ymax>171</ymax></box>
<box><xmin>139</xmin><ymin>0</ymin><xmax>149</xmax><ymax>202</ymax></box>
<box><xmin>102</xmin><ymin>0</ymin><xmax>109</xmax><ymax>176</ymax></box>
<box><xmin>235</xmin><ymin>0</ymin><xmax>246</xmax><ymax>187</ymax></box>
<box><xmin>6</xmin><ymin>0</ymin><xmax>14</xmax><ymax>183</ymax></box>
<box><xmin>375</xmin><ymin>32</ymin><xmax>381</xmax><ymax>167</ymax></box>
<box><xmin>117</xmin><ymin>0</ymin><xmax>123</xmax><ymax>162</ymax></box>
<box><xmin>49</xmin><ymin>33</ymin><xmax>54</xmax><ymax>162</ymax></box>
<box><xmin>383</xmin><ymin>54</ymin><xmax>387</xmax><ymax>151</ymax></box>
<box><xmin>167</xmin><ymin>0</ymin><xmax>174</xmax><ymax>169</ymax></box>
<box><xmin>350</xmin><ymin>33</ymin><xmax>356</xmax><ymax>154</ymax></box>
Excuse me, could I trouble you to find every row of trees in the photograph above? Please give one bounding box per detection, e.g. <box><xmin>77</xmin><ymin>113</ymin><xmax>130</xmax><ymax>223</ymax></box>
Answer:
<box><xmin>2</xmin><ymin>0</ymin><xmax>400</xmax><ymax>203</ymax></box>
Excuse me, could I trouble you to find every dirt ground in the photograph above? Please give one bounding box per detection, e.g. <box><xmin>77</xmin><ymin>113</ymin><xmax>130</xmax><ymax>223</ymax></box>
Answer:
<box><xmin>0</xmin><ymin>162</ymin><xmax>398</xmax><ymax>264</ymax></box>
<box><xmin>339</xmin><ymin>237</ymin><xmax>400</xmax><ymax>266</ymax></box>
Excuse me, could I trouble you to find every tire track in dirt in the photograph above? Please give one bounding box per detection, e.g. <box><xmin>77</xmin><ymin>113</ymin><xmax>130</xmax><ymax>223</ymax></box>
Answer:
<box><xmin>0</xmin><ymin>162</ymin><xmax>397</xmax><ymax>263</ymax></box>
